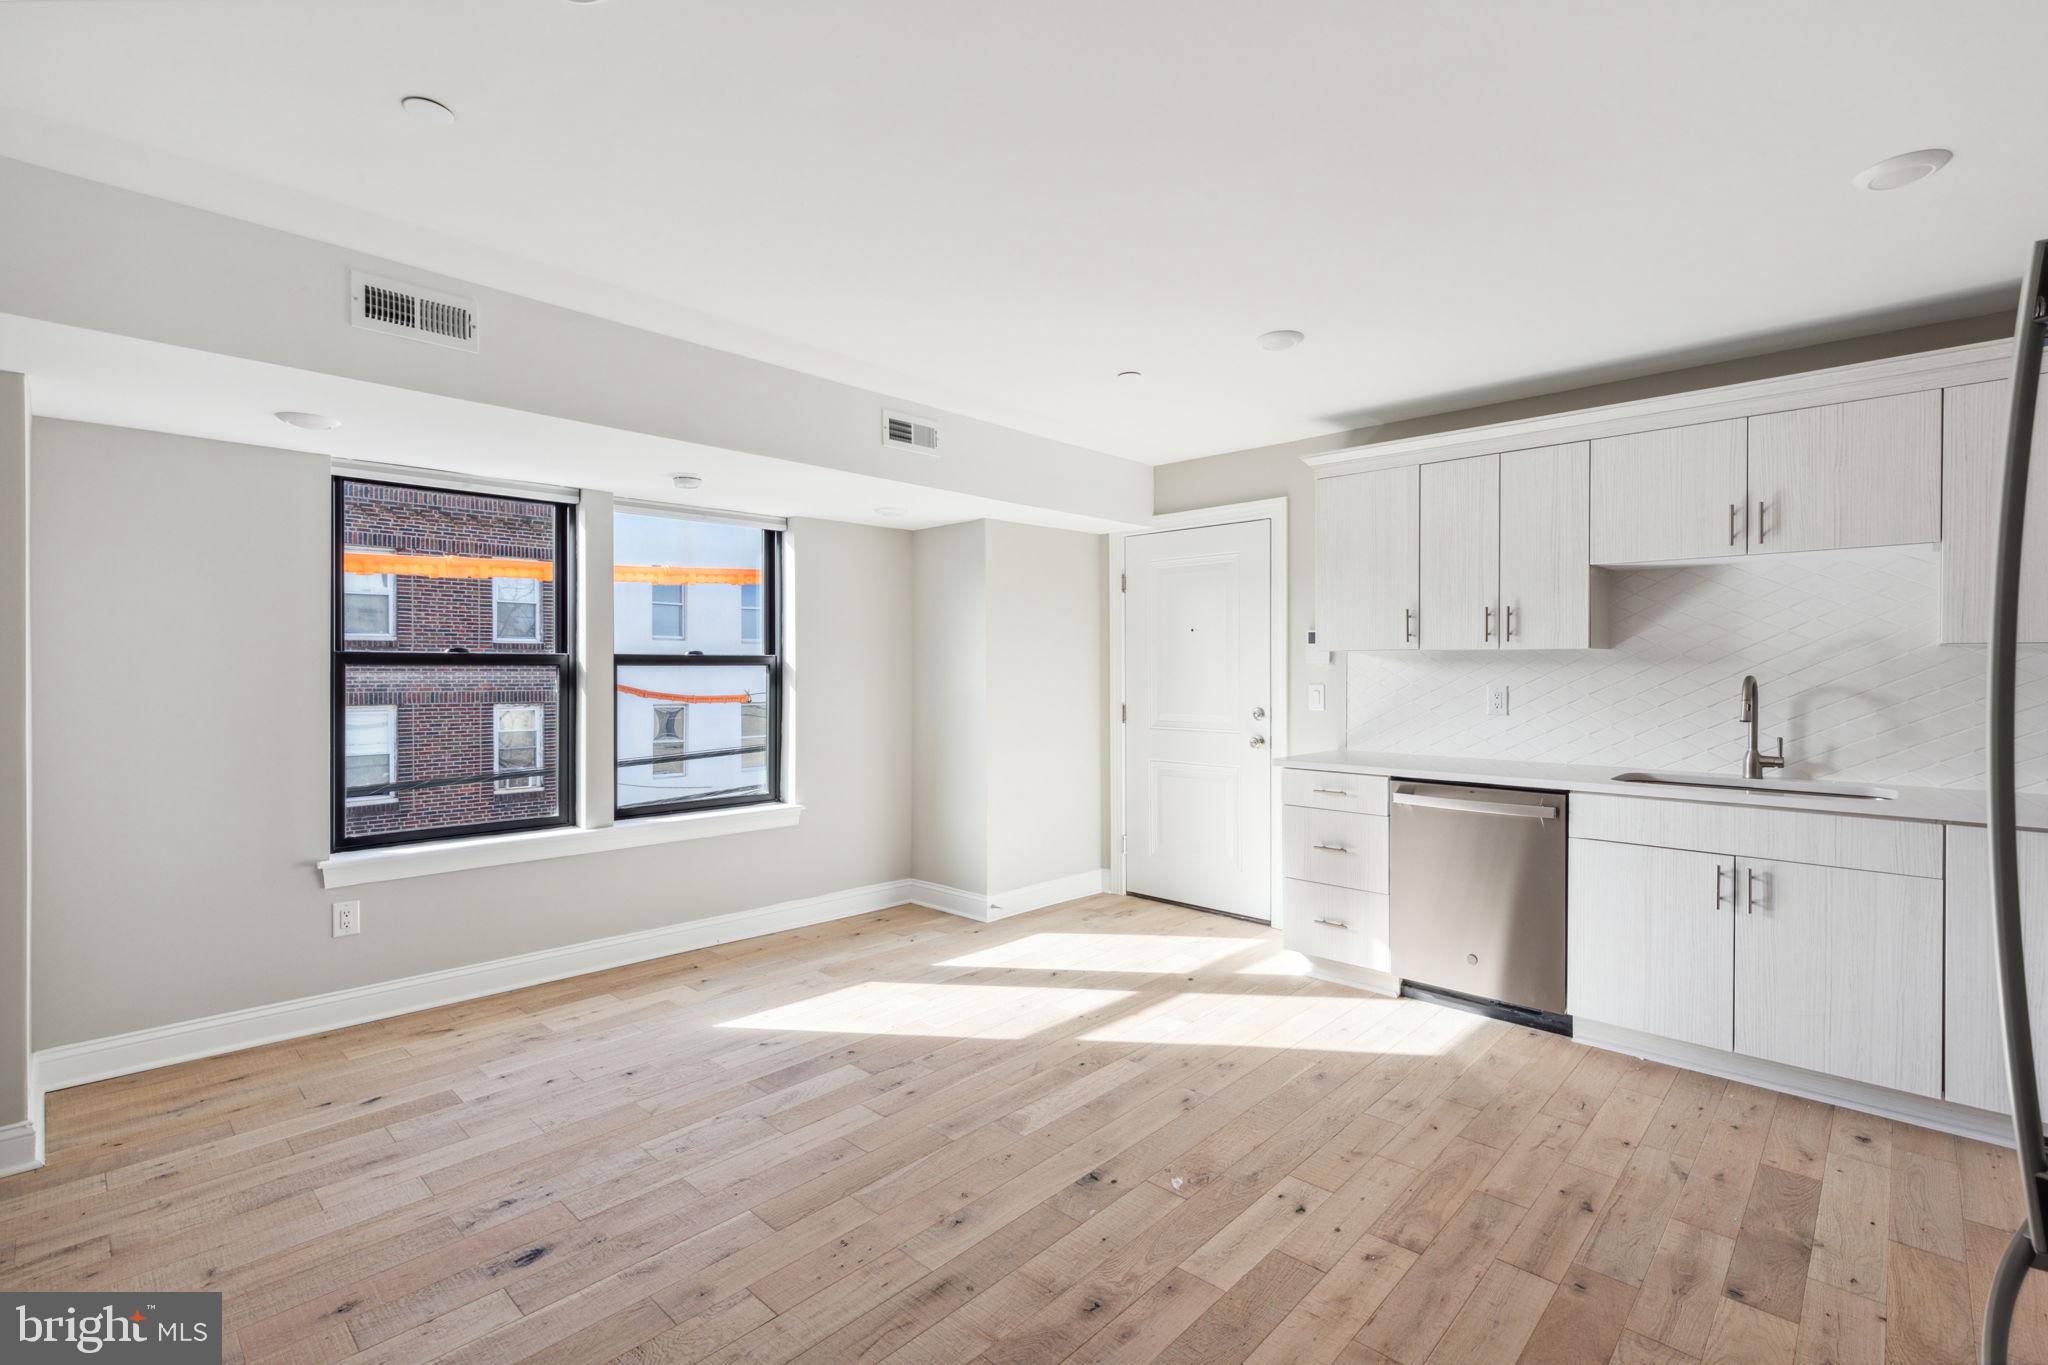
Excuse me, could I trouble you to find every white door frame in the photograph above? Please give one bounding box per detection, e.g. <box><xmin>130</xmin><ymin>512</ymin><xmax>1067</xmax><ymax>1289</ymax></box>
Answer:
<box><xmin>1109</xmin><ymin>497</ymin><xmax>1289</xmax><ymax>926</ymax></box>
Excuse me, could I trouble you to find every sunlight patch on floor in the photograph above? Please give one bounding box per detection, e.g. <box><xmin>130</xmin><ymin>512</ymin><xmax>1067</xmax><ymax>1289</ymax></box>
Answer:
<box><xmin>1080</xmin><ymin>991</ymin><xmax>1405</xmax><ymax>1051</ymax></box>
<box><xmin>717</xmin><ymin>981</ymin><xmax>1134</xmax><ymax>1039</ymax></box>
<box><xmin>933</xmin><ymin>932</ymin><xmax>1264</xmax><ymax>973</ymax></box>
<box><xmin>1233</xmin><ymin>948</ymin><xmax>1314</xmax><ymax>976</ymax></box>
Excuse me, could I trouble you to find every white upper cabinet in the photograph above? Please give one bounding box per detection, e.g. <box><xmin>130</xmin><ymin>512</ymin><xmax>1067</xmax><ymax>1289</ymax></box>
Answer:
<box><xmin>1419</xmin><ymin>454</ymin><xmax>1499</xmax><ymax>650</ymax></box>
<box><xmin>1315</xmin><ymin>464</ymin><xmax>1418</xmax><ymax>651</ymax></box>
<box><xmin>1941</xmin><ymin>379</ymin><xmax>2048</xmax><ymax>644</ymax></box>
<box><xmin>1747</xmin><ymin>391</ymin><xmax>1941</xmax><ymax>555</ymax></box>
<box><xmin>1499</xmin><ymin>441</ymin><xmax>1602</xmax><ymax>650</ymax></box>
<box><xmin>1590</xmin><ymin>419</ymin><xmax>1748</xmax><ymax>565</ymax></box>
<box><xmin>1733</xmin><ymin>857</ymin><xmax>1942</xmax><ymax>1098</ymax></box>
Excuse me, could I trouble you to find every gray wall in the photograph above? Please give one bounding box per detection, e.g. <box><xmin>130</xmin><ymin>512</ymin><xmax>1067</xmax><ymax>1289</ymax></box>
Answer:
<box><xmin>911</xmin><ymin>521</ymin><xmax>989</xmax><ymax>893</ymax></box>
<box><xmin>910</xmin><ymin>520</ymin><xmax>1107</xmax><ymax>897</ymax></box>
<box><xmin>1153</xmin><ymin>312</ymin><xmax>2015</xmax><ymax>754</ymax></box>
<box><xmin>30</xmin><ymin>419</ymin><xmax>914</xmax><ymax>1047</ymax></box>
<box><xmin>0</xmin><ymin>376</ymin><xmax>27</xmax><ymax>1127</ymax></box>
<box><xmin>985</xmin><ymin>522</ymin><xmax>1105</xmax><ymax>895</ymax></box>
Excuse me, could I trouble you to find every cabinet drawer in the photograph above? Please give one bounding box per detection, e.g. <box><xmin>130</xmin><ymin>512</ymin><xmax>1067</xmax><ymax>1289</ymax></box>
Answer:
<box><xmin>1282</xmin><ymin>881</ymin><xmax>1390</xmax><ymax>972</ymax></box>
<box><xmin>1282</xmin><ymin>769</ymin><xmax>1388</xmax><ymax>814</ymax></box>
<box><xmin>1570</xmin><ymin>794</ymin><xmax>1940</xmax><ymax>879</ymax></box>
<box><xmin>1283</xmin><ymin>808</ymin><xmax>1388</xmax><ymax>892</ymax></box>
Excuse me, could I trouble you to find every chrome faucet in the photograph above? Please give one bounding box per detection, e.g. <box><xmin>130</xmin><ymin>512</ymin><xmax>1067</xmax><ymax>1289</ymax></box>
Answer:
<box><xmin>1740</xmin><ymin>675</ymin><xmax>1786</xmax><ymax>780</ymax></box>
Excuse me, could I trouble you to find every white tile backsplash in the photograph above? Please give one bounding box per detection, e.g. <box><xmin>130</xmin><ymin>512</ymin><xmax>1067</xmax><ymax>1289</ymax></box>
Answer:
<box><xmin>1343</xmin><ymin>546</ymin><xmax>2048</xmax><ymax>792</ymax></box>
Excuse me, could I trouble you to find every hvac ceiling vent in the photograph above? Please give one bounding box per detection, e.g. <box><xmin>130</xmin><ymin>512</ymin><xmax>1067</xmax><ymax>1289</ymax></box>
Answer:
<box><xmin>882</xmin><ymin>410</ymin><xmax>940</xmax><ymax>455</ymax></box>
<box><xmin>349</xmin><ymin>270</ymin><xmax>478</xmax><ymax>352</ymax></box>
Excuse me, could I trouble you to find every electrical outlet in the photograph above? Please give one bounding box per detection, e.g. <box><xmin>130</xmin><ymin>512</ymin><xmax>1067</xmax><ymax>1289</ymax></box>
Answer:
<box><xmin>1307</xmin><ymin>683</ymin><xmax>1326</xmax><ymax>712</ymax></box>
<box><xmin>1487</xmin><ymin>684</ymin><xmax>1510</xmax><ymax>717</ymax></box>
<box><xmin>332</xmin><ymin>901</ymin><xmax>361</xmax><ymax>938</ymax></box>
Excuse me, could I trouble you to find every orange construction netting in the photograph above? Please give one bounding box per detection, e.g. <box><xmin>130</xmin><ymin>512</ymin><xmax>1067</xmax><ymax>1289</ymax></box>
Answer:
<box><xmin>616</xmin><ymin>683</ymin><xmax>753</xmax><ymax>704</ymax></box>
<box><xmin>342</xmin><ymin>552</ymin><xmax>761</xmax><ymax>588</ymax></box>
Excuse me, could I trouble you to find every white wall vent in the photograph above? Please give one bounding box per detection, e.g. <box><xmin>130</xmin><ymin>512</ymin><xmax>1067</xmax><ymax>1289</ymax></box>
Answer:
<box><xmin>349</xmin><ymin>270</ymin><xmax>479</xmax><ymax>352</ymax></box>
<box><xmin>882</xmin><ymin>409</ymin><xmax>940</xmax><ymax>455</ymax></box>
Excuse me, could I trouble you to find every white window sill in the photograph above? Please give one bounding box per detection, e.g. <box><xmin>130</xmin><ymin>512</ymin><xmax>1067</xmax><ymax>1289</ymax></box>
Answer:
<box><xmin>317</xmin><ymin>802</ymin><xmax>803</xmax><ymax>889</ymax></box>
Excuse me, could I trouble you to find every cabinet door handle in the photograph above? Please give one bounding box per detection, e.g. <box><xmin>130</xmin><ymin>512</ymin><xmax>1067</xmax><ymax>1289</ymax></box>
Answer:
<box><xmin>1747</xmin><ymin>866</ymin><xmax>1760</xmax><ymax>913</ymax></box>
<box><xmin>1404</xmin><ymin>607</ymin><xmax>1414</xmax><ymax>643</ymax></box>
<box><xmin>1312</xmin><ymin>918</ymin><xmax>1350</xmax><ymax>929</ymax></box>
<box><xmin>1714</xmin><ymin>863</ymin><xmax>1726</xmax><ymax>906</ymax></box>
<box><xmin>1505</xmin><ymin>604</ymin><xmax>1516</xmax><ymax>642</ymax></box>
<box><xmin>1729</xmin><ymin>503</ymin><xmax>1739</xmax><ymax>546</ymax></box>
<box><xmin>1483</xmin><ymin>605</ymin><xmax>1493</xmax><ymax>641</ymax></box>
<box><xmin>1310</xmin><ymin>786</ymin><xmax>1352</xmax><ymax>796</ymax></box>
<box><xmin>1756</xmin><ymin>499</ymin><xmax>1767</xmax><ymax>545</ymax></box>
<box><xmin>1311</xmin><ymin>843</ymin><xmax>1352</xmax><ymax>854</ymax></box>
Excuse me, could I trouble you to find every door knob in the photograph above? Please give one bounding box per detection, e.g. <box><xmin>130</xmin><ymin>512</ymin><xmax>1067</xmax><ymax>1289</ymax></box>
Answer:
<box><xmin>1249</xmin><ymin>735</ymin><xmax>1267</xmax><ymax>748</ymax></box>
<box><xmin>1251</xmin><ymin>706</ymin><xmax>1266</xmax><ymax>720</ymax></box>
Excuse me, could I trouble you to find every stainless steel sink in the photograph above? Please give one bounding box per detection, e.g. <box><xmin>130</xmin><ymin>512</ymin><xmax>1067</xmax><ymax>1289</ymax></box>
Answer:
<box><xmin>1611</xmin><ymin>771</ymin><xmax>1897</xmax><ymax>801</ymax></box>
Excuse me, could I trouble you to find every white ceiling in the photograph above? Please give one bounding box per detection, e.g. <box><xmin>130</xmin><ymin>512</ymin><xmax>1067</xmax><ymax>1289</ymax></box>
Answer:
<box><xmin>1</xmin><ymin>0</ymin><xmax>2043</xmax><ymax>464</ymax></box>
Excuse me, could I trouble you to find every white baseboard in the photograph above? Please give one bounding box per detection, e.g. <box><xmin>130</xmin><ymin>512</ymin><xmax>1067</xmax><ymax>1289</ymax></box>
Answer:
<box><xmin>0</xmin><ymin>1117</ymin><xmax>41</xmax><ymax>1178</ymax></box>
<box><xmin>906</xmin><ymin>869</ymin><xmax>1110</xmax><ymax>923</ymax></box>
<box><xmin>33</xmin><ymin>878</ymin><xmax>927</xmax><ymax>1096</ymax></box>
<box><xmin>1575</xmin><ymin>1019</ymin><xmax>2013</xmax><ymax>1147</ymax></box>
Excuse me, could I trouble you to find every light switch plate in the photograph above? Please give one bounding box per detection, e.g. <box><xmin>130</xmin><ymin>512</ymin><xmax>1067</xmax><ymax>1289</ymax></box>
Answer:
<box><xmin>1307</xmin><ymin>684</ymin><xmax>1326</xmax><ymax>712</ymax></box>
<box><xmin>1487</xmin><ymin>684</ymin><xmax>1509</xmax><ymax>718</ymax></box>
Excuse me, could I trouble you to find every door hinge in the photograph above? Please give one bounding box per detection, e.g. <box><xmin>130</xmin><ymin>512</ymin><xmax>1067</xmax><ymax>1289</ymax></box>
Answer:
<box><xmin>1120</xmin><ymin>703</ymin><xmax>1127</xmax><ymax>723</ymax></box>
<box><xmin>1121</xmin><ymin>834</ymin><xmax>1128</xmax><ymax>852</ymax></box>
<box><xmin>1119</xmin><ymin>573</ymin><xmax>1126</xmax><ymax>593</ymax></box>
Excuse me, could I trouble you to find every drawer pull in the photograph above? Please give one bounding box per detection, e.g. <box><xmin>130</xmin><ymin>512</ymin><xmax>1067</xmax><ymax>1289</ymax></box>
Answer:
<box><xmin>1312</xmin><ymin>917</ymin><xmax>1350</xmax><ymax>929</ymax></box>
<box><xmin>1311</xmin><ymin>843</ymin><xmax>1352</xmax><ymax>854</ymax></box>
<box><xmin>1310</xmin><ymin>786</ymin><xmax>1352</xmax><ymax>796</ymax></box>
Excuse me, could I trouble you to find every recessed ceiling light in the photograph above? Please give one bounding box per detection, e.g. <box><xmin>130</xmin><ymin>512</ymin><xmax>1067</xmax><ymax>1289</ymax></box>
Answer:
<box><xmin>1853</xmin><ymin>148</ymin><xmax>1952</xmax><ymax>192</ymax></box>
<box><xmin>1116</xmin><ymin>370</ymin><xmax>1144</xmax><ymax>381</ymax></box>
<box><xmin>1258</xmin><ymin>330</ymin><xmax>1305</xmax><ymax>352</ymax></box>
<box><xmin>671</xmin><ymin>474</ymin><xmax>703</xmax><ymax>490</ymax></box>
<box><xmin>275</xmin><ymin>411</ymin><xmax>341</xmax><ymax>431</ymax></box>
<box><xmin>874</xmin><ymin>507</ymin><xmax>906</xmax><ymax>519</ymax></box>
<box><xmin>399</xmin><ymin>95</ymin><xmax>456</xmax><ymax>126</ymax></box>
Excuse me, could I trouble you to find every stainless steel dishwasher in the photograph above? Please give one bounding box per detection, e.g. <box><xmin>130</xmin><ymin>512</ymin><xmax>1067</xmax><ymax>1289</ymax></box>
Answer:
<box><xmin>1388</xmin><ymin>782</ymin><xmax>1568</xmax><ymax>1031</ymax></box>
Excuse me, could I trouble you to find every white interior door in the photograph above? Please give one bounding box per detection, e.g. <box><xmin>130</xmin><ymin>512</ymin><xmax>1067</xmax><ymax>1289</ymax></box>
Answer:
<box><xmin>1124</xmin><ymin>519</ymin><xmax>1273</xmax><ymax>921</ymax></box>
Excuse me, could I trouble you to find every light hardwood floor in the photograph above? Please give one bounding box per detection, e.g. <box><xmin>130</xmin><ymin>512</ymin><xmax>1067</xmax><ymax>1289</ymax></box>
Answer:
<box><xmin>5</xmin><ymin>893</ymin><xmax>2048</xmax><ymax>1364</ymax></box>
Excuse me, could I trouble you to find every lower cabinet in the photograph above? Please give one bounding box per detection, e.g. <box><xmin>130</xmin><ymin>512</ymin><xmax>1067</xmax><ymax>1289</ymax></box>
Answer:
<box><xmin>1734</xmin><ymin>858</ymin><xmax>1942</xmax><ymax>1098</ymax></box>
<box><xmin>1282</xmin><ymin>879</ymin><xmax>1391</xmax><ymax>973</ymax></box>
<box><xmin>1567</xmin><ymin>839</ymin><xmax>1733</xmax><ymax>1051</ymax></box>
<box><xmin>1945</xmin><ymin>826</ymin><xmax>2048</xmax><ymax>1113</ymax></box>
<box><xmin>1569</xmin><ymin>836</ymin><xmax>1942</xmax><ymax>1098</ymax></box>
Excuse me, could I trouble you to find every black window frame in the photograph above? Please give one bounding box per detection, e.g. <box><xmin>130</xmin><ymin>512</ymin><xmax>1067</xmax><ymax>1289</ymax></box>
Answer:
<box><xmin>330</xmin><ymin>475</ymin><xmax>579</xmax><ymax>852</ymax></box>
<box><xmin>614</xmin><ymin>525</ymin><xmax>782</xmax><ymax>820</ymax></box>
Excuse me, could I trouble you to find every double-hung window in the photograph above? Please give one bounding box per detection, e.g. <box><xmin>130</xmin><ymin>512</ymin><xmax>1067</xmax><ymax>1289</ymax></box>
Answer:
<box><xmin>613</xmin><ymin>509</ymin><xmax>780</xmax><ymax>818</ymax></box>
<box><xmin>331</xmin><ymin>477</ymin><xmax>576</xmax><ymax>850</ymax></box>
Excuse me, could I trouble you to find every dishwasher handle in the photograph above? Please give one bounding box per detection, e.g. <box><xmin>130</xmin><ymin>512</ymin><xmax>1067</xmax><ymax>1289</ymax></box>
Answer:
<box><xmin>1390</xmin><ymin>788</ymin><xmax>1559</xmax><ymax>821</ymax></box>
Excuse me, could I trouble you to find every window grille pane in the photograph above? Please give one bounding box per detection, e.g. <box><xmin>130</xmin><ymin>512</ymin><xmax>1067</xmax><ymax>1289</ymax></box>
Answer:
<box><xmin>339</xmin><ymin>481</ymin><xmax>559</xmax><ymax>652</ymax></box>
<box><xmin>616</xmin><ymin>664</ymin><xmax>769</xmax><ymax>811</ymax></box>
<box><xmin>341</xmin><ymin>664</ymin><xmax>559</xmax><ymax>840</ymax></box>
<box><xmin>614</xmin><ymin>512</ymin><xmax>763</xmax><ymax>656</ymax></box>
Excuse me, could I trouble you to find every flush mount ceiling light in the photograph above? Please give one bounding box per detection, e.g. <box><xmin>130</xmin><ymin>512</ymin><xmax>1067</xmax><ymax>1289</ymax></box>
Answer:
<box><xmin>1258</xmin><ymin>330</ymin><xmax>1306</xmax><ymax>352</ymax></box>
<box><xmin>1853</xmin><ymin>148</ymin><xmax>1952</xmax><ymax>191</ymax></box>
<box><xmin>399</xmin><ymin>95</ymin><xmax>456</xmax><ymax>125</ymax></box>
<box><xmin>671</xmin><ymin>474</ymin><xmax>703</xmax><ymax>490</ymax></box>
<box><xmin>274</xmin><ymin>411</ymin><xmax>341</xmax><ymax>431</ymax></box>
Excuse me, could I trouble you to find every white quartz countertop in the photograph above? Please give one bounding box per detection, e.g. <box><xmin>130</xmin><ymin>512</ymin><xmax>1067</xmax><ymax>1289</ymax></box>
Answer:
<box><xmin>1280</xmin><ymin>749</ymin><xmax>2048</xmax><ymax>833</ymax></box>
